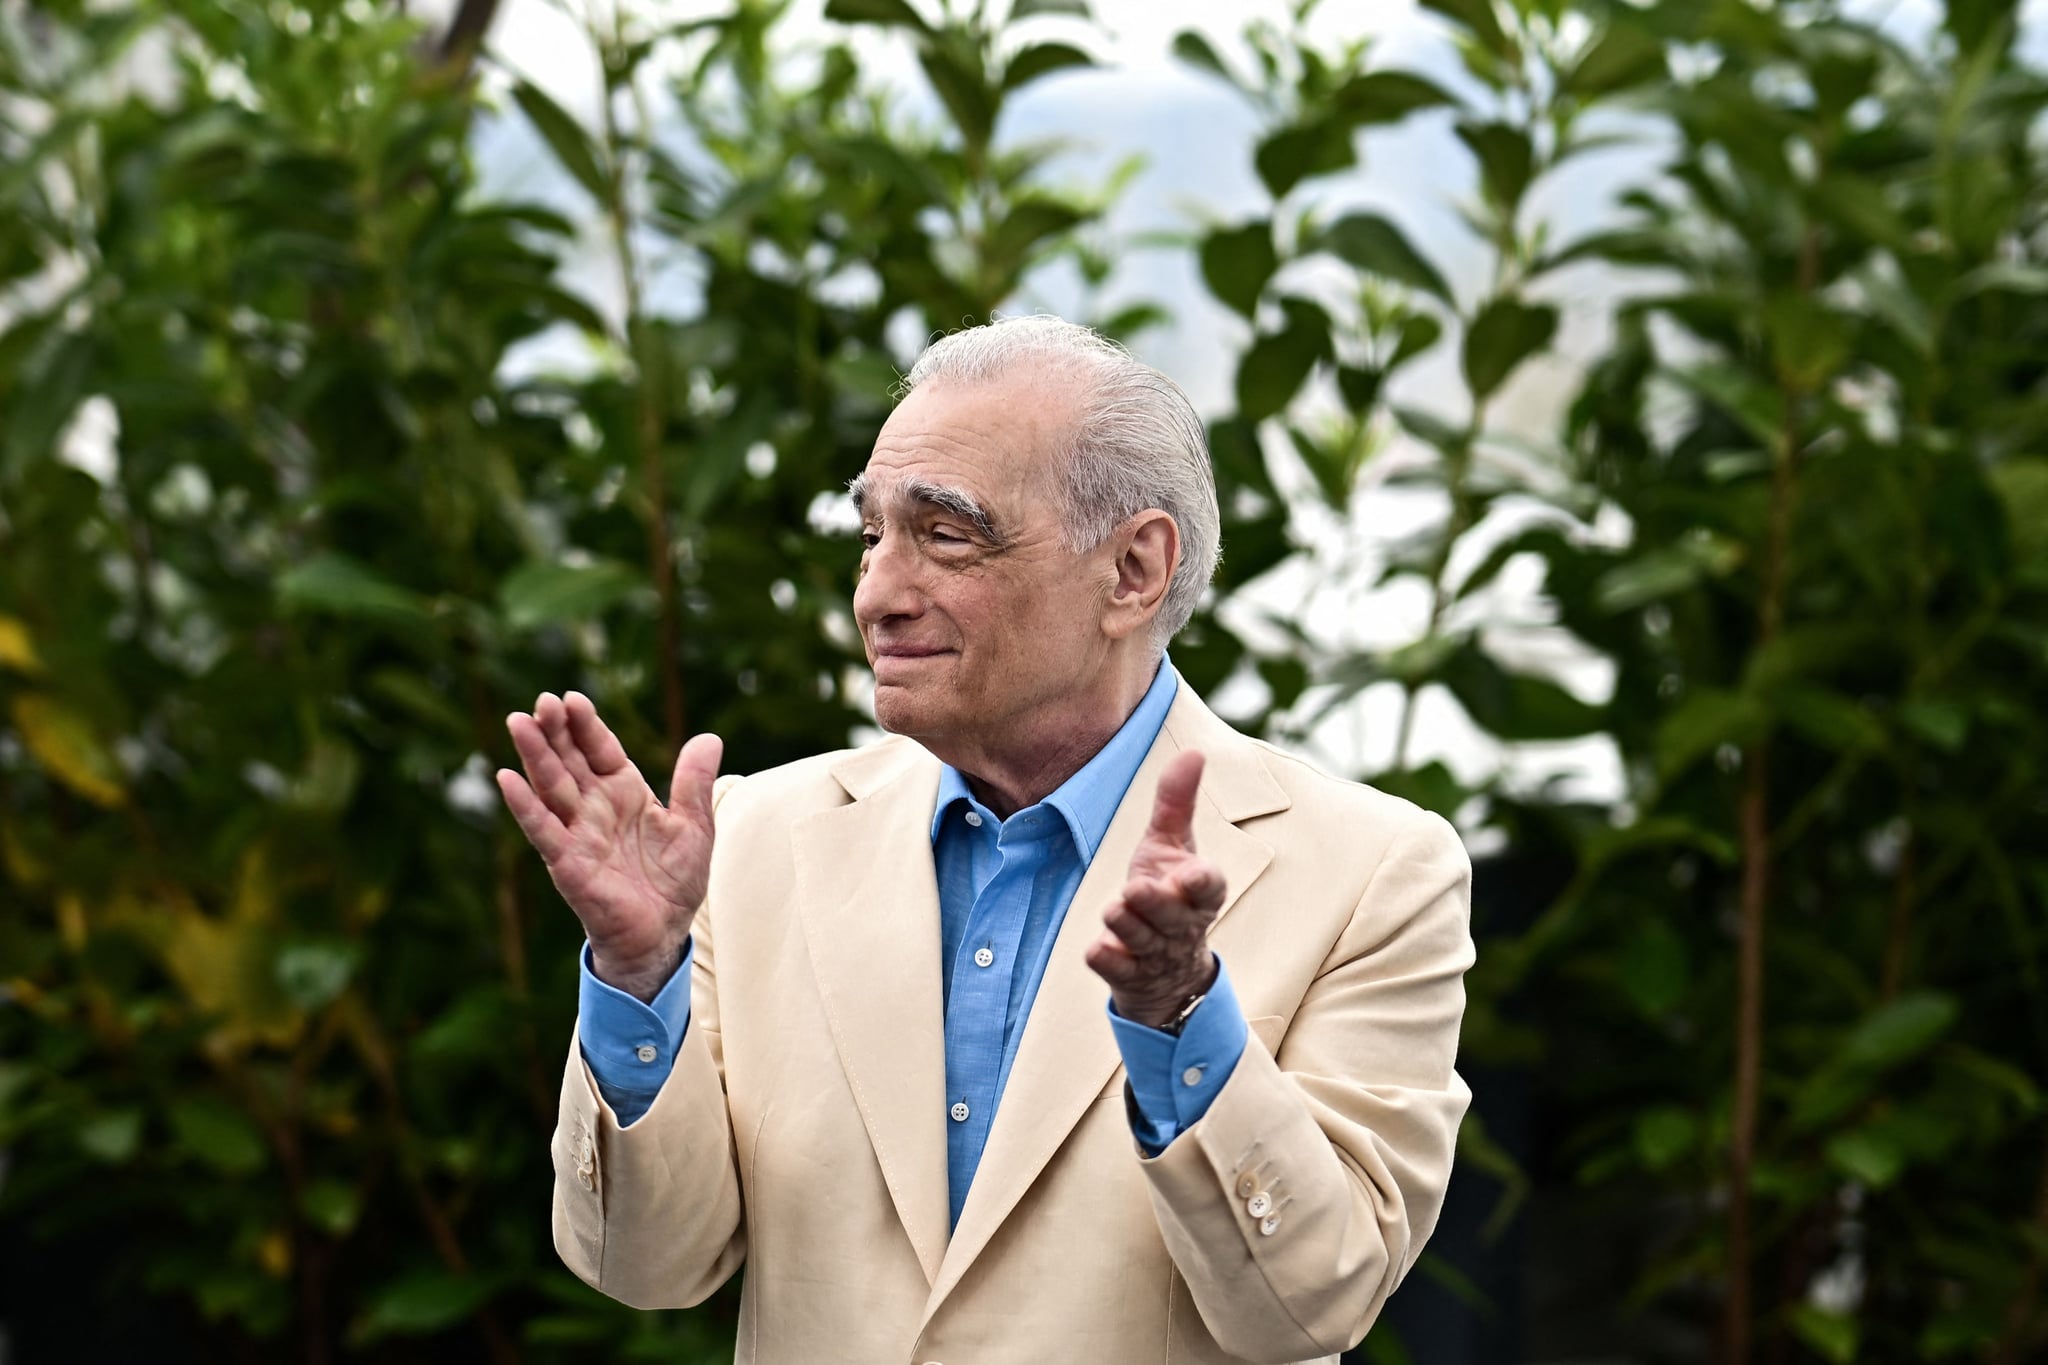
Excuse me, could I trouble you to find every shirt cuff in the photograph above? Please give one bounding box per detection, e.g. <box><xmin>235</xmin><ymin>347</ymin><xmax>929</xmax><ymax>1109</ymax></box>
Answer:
<box><xmin>1106</xmin><ymin>958</ymin><xmax>1248</xmax><ymax>1157</ymax></box>
<box><xmin>577</xmin><ymin>939</ymin><xmax>693</xmax><ymax>1127</ymax></box>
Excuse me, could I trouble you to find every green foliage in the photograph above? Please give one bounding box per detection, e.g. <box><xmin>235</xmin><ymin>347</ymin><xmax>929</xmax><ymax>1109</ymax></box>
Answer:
<box><xmin>1179</xmin><ymin>0</ymin><xmax>2048</xmax><ymax>1360</ymax></box>
<box><xmin>0</xmin><ymin>0</ymin><xmax>1128</xmax><ymax>1357</ymax></box>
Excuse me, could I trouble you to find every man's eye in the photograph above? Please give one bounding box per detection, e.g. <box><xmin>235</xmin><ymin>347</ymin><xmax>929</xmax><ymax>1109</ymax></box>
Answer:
<box><xmin>860</xmin><ymin>530</ymin><xmax>881</xmax><ymax>548</ymax></box>
<box><xmin>930</xmin><ymin>528</ymin><xmax>968</xmax><ymax>545</ymax></box>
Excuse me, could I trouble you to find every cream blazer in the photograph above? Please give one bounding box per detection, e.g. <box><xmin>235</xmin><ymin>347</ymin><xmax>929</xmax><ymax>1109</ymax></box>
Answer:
<box><xmin>551</xmin><ymin>685</ymin><xmax>1475</xmax><ymax>1365</ymax></box>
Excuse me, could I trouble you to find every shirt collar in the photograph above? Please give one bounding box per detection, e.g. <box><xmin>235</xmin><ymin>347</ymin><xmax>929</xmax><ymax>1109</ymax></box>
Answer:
<box><xmin>930</xmin><ymin>656</ymin><xmax>1181</xmax><ymax>859</ymax></box>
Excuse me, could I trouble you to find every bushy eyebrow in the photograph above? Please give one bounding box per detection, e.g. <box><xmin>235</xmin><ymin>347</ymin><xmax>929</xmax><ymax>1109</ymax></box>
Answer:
<box><xmin>846</xmin><ymin>472</ymin><xmax>1006</xmax><ymax>547</ymax></box>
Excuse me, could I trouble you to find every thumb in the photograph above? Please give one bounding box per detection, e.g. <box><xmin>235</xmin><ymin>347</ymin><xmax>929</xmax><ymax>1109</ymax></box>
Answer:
<box><xmin>1143</xmin><ymin>748</ymin><xmax>1205</xmax><ymax>852</ymax></box>
<box><xmin>669</xmin><ymin>732</ymin><xmax>725</xmax><ymax>820</ymax></box>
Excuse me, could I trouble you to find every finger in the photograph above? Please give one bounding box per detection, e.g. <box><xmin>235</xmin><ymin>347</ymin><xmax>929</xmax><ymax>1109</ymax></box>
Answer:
<box><xmin>1084</xmin><ymin>930</ymin><xmax>1140</xmax><ymax>986</ymax></box>
<box><xmin>669</xmin><ymin>732</ymin><xmax>724</xmax><ymax>818</ymax></box>
<box><xmin>1144</xmin><ymin>749</ymin><xmax>1206</xmax><ymax>853</ymax></box>
<box><xmin>1170</xmin><ymin>861</ymin><xmax>1226</xmax><ymax>912</ymax></box>
<box><xmin>564</xmin><ymin>691</ymin><xmax>633</xmax><ymax>777</ymax></box>
<box><xmin>496</xmin><ymin>768</ymin><xmax>569</xmax><ymax>862</ymax></box>
<box><xmin>535</xmin><ymin>692</ymin><xmax>597</xmax><ymax>790</ymax></box>
<box><xmin>1103</xmin><ymin>898</ymin><xmax>1166</xmax><ymax>956</ymax></box>
<box><xmin>507</xmin><ymin>711</ymin><xmax>580</xmax><ymax>817</ymax></box>
<box><xmin>1117</xmin><ymin>877</ymin><xmax>1195</xmax><ymax>939</ymax></box>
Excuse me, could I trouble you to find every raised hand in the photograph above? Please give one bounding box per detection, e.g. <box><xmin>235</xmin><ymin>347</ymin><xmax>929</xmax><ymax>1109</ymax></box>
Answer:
<box><xmin>1084</xmin><ymin>749</ymin><xmax>1226</xmax><ymax>1029</ymax></box>
<box><xmin>497</xmin><ymin>691</ymin><xmax>723</xmax><ymax>1002</ymax></box>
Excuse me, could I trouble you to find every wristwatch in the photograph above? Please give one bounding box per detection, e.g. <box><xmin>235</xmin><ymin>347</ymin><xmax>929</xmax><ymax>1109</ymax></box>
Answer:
<box><xmin>1160</xmin><ymin>990</ymin><xmax>1207</xmax><ymax>1037</ymax></box>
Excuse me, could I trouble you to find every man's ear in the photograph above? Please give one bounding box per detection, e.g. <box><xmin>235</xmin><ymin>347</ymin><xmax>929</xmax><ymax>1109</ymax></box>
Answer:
<box><xmin>1102</xmin><ymin>511</ymin><xmax>1179</xmax><ymax>642</ymax></box>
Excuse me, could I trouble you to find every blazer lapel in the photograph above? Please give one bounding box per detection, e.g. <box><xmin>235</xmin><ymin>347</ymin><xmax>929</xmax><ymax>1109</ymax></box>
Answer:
<box><xmin>791</xmin><ymin>741</ymin><xmax>952</xmax><ymax>1286</ymax></box>
<box><xmin>921</xmin><ymin>686</ymin><xmax>1288</xmax><ymax>1323</ymax></box>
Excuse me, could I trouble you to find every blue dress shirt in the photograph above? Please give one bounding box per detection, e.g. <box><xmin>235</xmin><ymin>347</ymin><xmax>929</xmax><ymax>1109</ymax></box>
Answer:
<box><xmin>578</xmin><ymin>659</ymin><xmax>1249</xmax><ymax>1227</ymax></box>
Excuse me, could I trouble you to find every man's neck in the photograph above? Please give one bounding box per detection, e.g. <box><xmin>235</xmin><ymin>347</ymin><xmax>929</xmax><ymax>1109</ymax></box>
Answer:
<box><xmin>939</xmin><ymin>654</ymin><xmax>1162</xmax><ymax>819</ymax></box>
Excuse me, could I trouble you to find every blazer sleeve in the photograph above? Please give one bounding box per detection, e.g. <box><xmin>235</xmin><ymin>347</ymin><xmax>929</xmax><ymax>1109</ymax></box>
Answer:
<box><xmin>1137</xmin><ymin>805</ymin><xmax>1475</xmax><ymax>1362</ymax></box>
<box><xmin>550</xmin><ymin>774</ymin><xmax>747</xmax><ymax>1310</ymax></box>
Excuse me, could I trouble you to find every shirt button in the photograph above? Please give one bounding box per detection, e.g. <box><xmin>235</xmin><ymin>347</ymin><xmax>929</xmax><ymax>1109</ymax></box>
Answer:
<box><xmin>1247</xmin><ymin>1191</ymin><xmax>1273</xmax><ymax>1218</ymax></box>
<box><xmin>963</xmin><ymin>811</ymin><xmax>983</xmax><ymax>827</ymax></box>
<box><xmin>949</xmin><ymin>1101</ymin><xmax>971</xmax><ymax>1123</ymax></box>
<box><xmin>635</xmin><ymin>1044</ymin><xmax>657</xmax><ymax>1063</ymax></box>
<box><xmin>974</xmin><ymin>947</ymin><xmax>995</xmax><ymax>968</ymax></box>
<box><xmin>1181</xmin><ymin>1065</ymin><xmax>1204</xmax><ymax>1087</ymax></box>
<box><xmin>1260</xmin><ymin>1212</ymin><xmax>1283</xmax><ymax>1236</ymax></box>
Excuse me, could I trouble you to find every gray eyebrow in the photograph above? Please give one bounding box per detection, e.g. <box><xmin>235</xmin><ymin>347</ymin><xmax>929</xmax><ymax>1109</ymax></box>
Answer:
<box><xmin>846</xmin><ymin>472</ymin><xmax>1006</xmax><ymax>547</ymax></box>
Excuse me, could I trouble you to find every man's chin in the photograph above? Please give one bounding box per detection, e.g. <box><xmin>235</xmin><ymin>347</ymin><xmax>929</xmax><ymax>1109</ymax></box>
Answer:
<box><xmin>871</xmin><ymin>681</ymin><xmax>961</xmax><ymax>740</ymax></box>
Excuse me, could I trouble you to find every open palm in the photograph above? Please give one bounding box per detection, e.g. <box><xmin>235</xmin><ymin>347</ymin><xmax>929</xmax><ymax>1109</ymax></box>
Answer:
<box><xmin>497</xmin><ymin>691</ymin><xmax>722</xmax><ymax>987</ymax></box>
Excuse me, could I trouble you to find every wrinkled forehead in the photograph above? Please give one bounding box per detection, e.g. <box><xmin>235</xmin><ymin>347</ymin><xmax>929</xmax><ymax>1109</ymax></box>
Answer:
<box><xmin>856</xmin><ymin>371</ymin><xmax>1081</xmax><ymax>510</ymax></box>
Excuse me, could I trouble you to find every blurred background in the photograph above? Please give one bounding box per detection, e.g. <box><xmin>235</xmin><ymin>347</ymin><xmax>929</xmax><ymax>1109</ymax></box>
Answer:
<box><xmin>2</xmin><ymin>0</ymin><xmax>2045</xmax><ymax>1360</ymax></box>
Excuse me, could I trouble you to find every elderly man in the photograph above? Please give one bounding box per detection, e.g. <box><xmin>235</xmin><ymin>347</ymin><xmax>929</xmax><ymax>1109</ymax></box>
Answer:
<box><xmin>497</xmin><ymin>316</ymin><xmax>1474</xmax><ymax>1365</ymax></box>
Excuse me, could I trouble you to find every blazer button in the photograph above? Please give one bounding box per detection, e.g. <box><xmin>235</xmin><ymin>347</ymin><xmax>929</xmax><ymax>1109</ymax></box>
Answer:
<box><xmin>577</xmin><ymin>1169</ymin><xmax>595</xmax><ymax>1191</ymax></box>
<box><xmin>1247</xmin><ymin>1192</ymin><xmax>1272</xmax><ymax>1218</ymax></box>
<box><xmin>1235</xmin><ymin>1173</ymin><xmax>1259</xmax><ymax>1199</ymax></box>
<box><xmin>1259</xmin><ymin>1212</ymin><xmax>1282</xmax><ymax>1236</ymax></box>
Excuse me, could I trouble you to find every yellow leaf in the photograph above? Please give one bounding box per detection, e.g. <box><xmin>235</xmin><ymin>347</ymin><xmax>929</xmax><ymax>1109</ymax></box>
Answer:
<box><xmin>257</xmin><ymin>1229</ymin><xmax>292</xmax><ymax>1279</ymax></box>
<box><xmin>2</xmin><ymin>824</ymin><xmax>48</xmax><ymax>886</ymax></box>
<box><xmin>11</xmin><ymin>694</ymin><xmax>125</xmax><ymax>807</ymax></box>
<box><xmin>58</xmin><ymin>892</ymin><xmax>87</xmax><ymax>951</ymax></box>
<box><xmin>0</xmin><ymin>616</ymin><xmax>43</xmax><ymax>674</ymax></box>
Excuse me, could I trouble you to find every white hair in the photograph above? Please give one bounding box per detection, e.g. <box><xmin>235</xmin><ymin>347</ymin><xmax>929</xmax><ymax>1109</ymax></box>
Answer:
<box><xmin>898</xmin><ymin>315</ymin><xmax>1221</xmax><ymax>649</ymax></box>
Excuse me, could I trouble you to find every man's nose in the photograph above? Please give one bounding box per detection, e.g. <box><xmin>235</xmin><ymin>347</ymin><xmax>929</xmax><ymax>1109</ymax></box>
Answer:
<box><xmin>852</xmin><ymin>534</ymin><xmax>923</xmax><ymax>627</ymax></box>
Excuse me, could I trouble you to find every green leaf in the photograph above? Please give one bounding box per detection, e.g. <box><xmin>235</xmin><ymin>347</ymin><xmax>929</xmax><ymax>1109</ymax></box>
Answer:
<box><xmin>920</xmin><ymin>41</ymin><xmax>996</xmax><ymax>153</ymax></box>
<box><xmin>1632</xmin><ymin>1106</ymin><xmax>1698</xmax><ymax>1170</ymax></box>
<box><xmin>1896</xmin><ymin>698</ymin><xmax>1968</xmax><ymax>752</ymax></box>
<box><xmin>1368</xmin><ymin>761</ymin><xmax>1466</xmax><ymax>818</ymax></box>
<box><xmin>985</xmin><ymin>198</ymin><xmax>1085</xmax><ymax>269</ymax></box>
<box><xmin>1764</xmin><ymin>294</ymin><xmax>1849</xmax><ymax>391</ymax></box>
<box><xmin>303</xmin><ymin>1178</ymin><xmax>362</xmax><ymax>1236</ymax></box>
<box><xmin>1841</xmin><ymin>992</ymin><xmax>1958</xmax><ymax>1068</ymax></box>
<box><xmin>1655</xmin><ymin>687</ymin><xmax>1765</xmax><ymax>780</ymax></box>
<box><xmin>1676</xmin><ymin>364</ymin><xmax>1782</xmax><ymax>446</ymax></box>
<box><xmin>1315</xmin><ymin>213</ymin><xmax>1454</xmax><ymax>305</ymax></box>
<box><xmin>824</xmin><ymin>0</ymin><xmax>931</xmax><ymax>28</ymax></box>
<box><xmin>498</xmin><ymin>559</ymin><xmax>640</xmax><ymax>631</ymax></box>
<box><xmin>1200</xmin><ymin>220</ymin><xmax>1278</xmax><ymax>320</ymax></box>
<box><xmin>1419</xmin><ymin>0</ymin><xmax>1515</xmax><ymax>61</ymax></box>
<box><xmin>1002</xmin><ymin>41</ymin><xmax>1092</xmax><ymax>92</ymax></box>
<box><xmin>1462</xmin><ymin>298</ymin><xmax>1557</xmax><ymax>400</ymax></box>
<box><xmin>1235</xmin><ymin>305</ymin><xmax>1331</xmax><ymax>422</ymax></box>
<box><xmin>509</xmin><ymin>81</ymin><xmax>609</xmax><ymax>203</ymax></box>
<box><xmin>1255</xmin><ymin>117</ymin><xmax>1355</xmax><ymax>199</ymax></box>
<box><xmin>1593</xmin><ymin>532</ymin><xmax>1743</xmax><ymax>611</ymax></box>
<box><xmin>168</xmin><ymin>1096</ymin><xmax>267</xmax><ymax>1175</ymax></box>
<box><xmin>1619</xmin><ymin>919</ymin><xmax>1689</xmax><ymax>1016</ymax></box>
<box><xmin>1330</xmin><ymin>70</ymin><xmax>1456</xmax><ymax>124</ymax></box>
<box><xmin>275</xmin><ymin>941</ymin><xmax>360</xmax><ymax>1010</ymax></box>
<box><xmin>1826</xmin><ymin>1127</ymin><xmax>1906</xmax><ymax>1188</ymax></box>
<box><xmin>1566</xmin><ymin>24</ymin><xmax>1666</xmax><ymax>97</ymax></box>
<box><xmin>77</xmin><ymin>1109</ymin><xmax>144</xmax><ymax>1164</ymax></box>
<box><xmin>1457</xmin><ymin>121</ymin><xmax>1533</xmax><ymax>211</ymax></box>
<box><xmin>1440</xmin><ymin>644</ymin><xmax>1603</xmax><ymax>740</ymax></box>
<box><xmin>1010</xmin><ymin>0</ymin><xmax>1090</xmax><ymax>16</ymax></box>
<box><xmin>1390</xmin><ymin>313</ymin><xmax>1444</xmax><ymax>369</ymax></box>
<box><xmin>1790</xmin><ymin>1306</ymin><xmax>1859</xmax><ymax>1364</ymax></box>
<box><xmin>1170</xmin><ymin>30</ymin><xmax>1240</xmax><ymax>88</ymax></box>
<box><xmin>351</xmin><ymin>1269</ymin><xmax>496</xmax><ymax>1343</ymax></box>
<box><xmin>277</xmin><ymin>553</ymin><xmax>431</xmax><ymax>626</ymax></box>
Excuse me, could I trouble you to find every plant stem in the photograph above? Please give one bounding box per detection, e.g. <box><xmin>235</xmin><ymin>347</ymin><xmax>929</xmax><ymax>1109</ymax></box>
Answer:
<box><xmin>1724</xmin><ymin>222</ymin><xmax>1819</xmax><ymax>1365</ymax></box>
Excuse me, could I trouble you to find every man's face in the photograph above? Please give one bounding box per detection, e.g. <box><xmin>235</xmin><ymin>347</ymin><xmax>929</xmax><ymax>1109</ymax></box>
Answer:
<box><xmin>851</xmin><ymin>371</ymin><xmax>1116</xmax><ymax>753</ymax></box>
